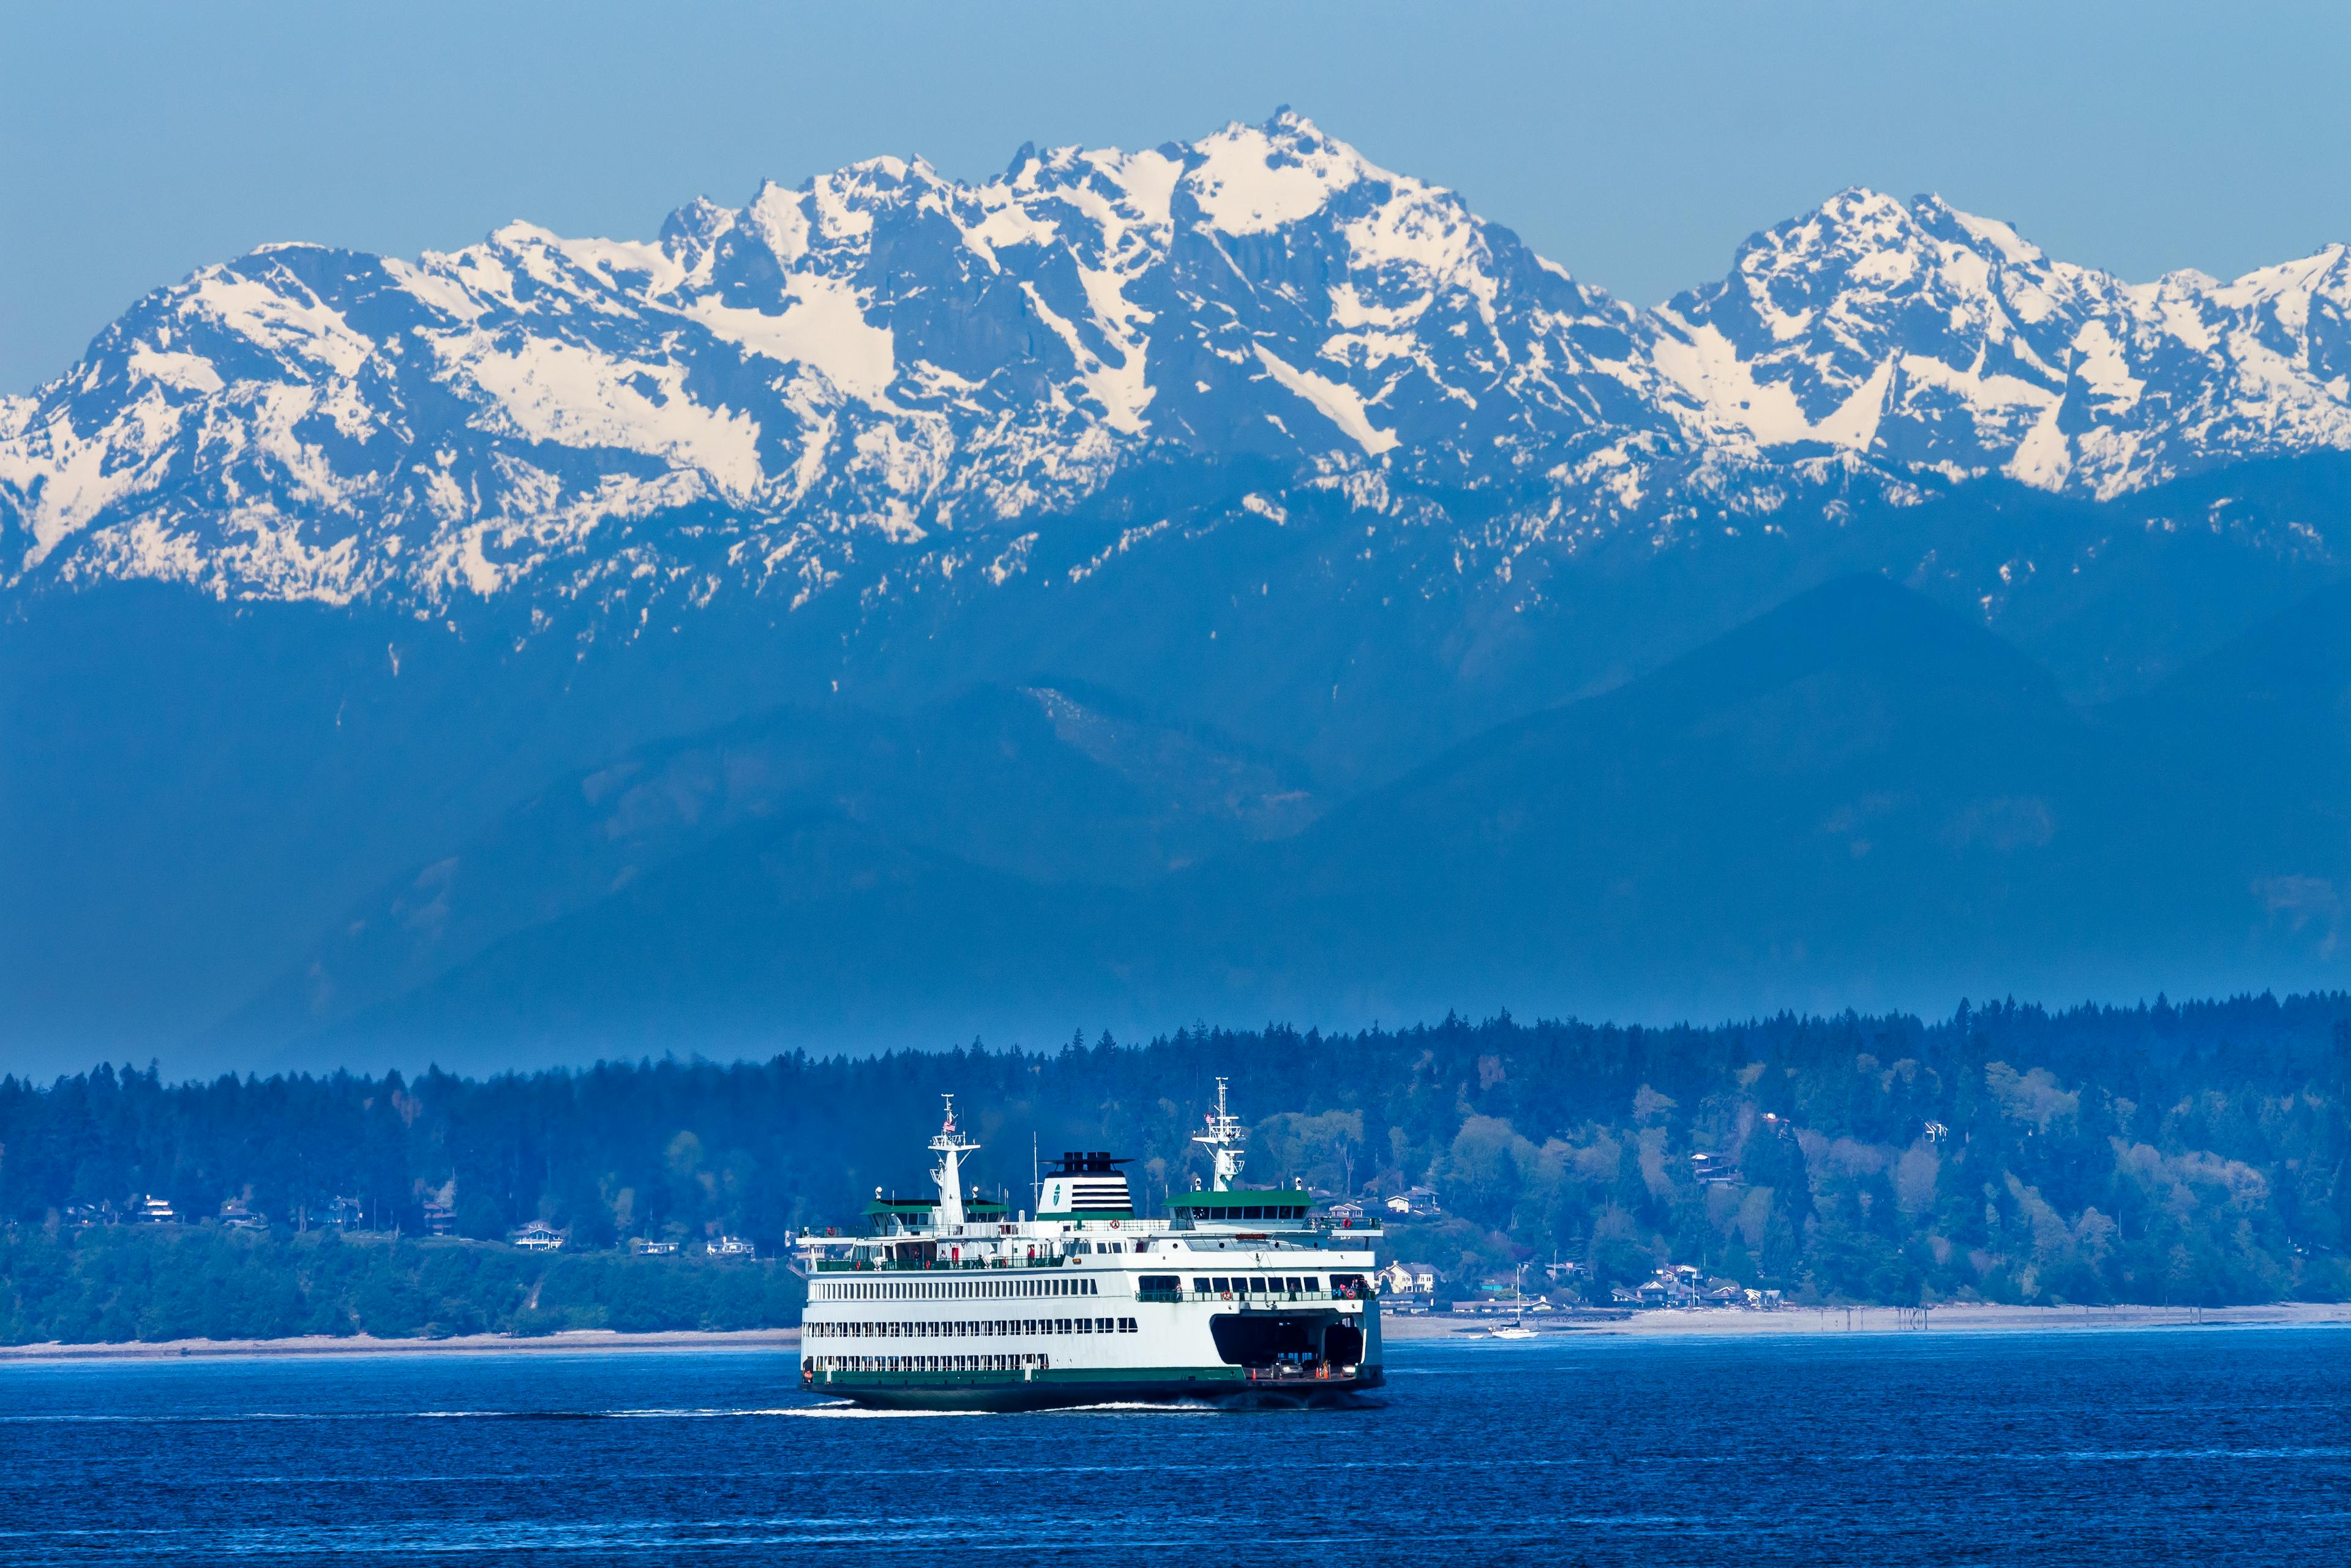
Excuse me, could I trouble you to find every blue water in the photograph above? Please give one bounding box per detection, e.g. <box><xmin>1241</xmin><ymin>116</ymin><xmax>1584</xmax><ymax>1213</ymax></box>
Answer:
<box><xmin>3</xmin><ymin>1326</ymin><xmax>2347</xmax><ymax>1563</ymax></box>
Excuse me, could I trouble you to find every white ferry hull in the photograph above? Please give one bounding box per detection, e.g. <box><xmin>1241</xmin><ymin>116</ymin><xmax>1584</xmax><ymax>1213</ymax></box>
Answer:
<box><xmin>802</xmin><ymin>1300</ymin><xmax>1384</xmax><ymax>1411</ymax></box>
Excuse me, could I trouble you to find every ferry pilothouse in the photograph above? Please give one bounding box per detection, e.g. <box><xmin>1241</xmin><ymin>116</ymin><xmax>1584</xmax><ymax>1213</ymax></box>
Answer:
<box><xmin>792</xmin><ymin>1084</ymin><xmax>1383</xmax><ymax>1410</ymax></box>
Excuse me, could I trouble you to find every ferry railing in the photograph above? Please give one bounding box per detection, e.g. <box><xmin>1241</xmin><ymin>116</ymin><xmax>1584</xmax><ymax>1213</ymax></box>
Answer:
<box><xmin>1136</xmin><ymin>1288</ymin><xmax>1366</xmax><ymax>1305</ymax></box>
<box><xmin>811</xmin><ymin>1255</ymin><xmax>1079</xmax><ymax>1274</ymax></box>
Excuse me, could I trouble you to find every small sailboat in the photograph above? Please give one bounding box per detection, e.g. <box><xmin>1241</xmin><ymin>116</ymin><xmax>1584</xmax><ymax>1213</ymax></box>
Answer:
<box><xmin>1488</xmin><ymin>1264</ymin><xmax>1536</xmax><ymax>1339</ymax></box>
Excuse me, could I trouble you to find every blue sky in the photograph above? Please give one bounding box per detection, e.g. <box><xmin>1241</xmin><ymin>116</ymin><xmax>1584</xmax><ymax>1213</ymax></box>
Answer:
<box><xmin>6</xmin><ymin>1</ymin><xmax>2349</xmax><ymax>392</ymax></box>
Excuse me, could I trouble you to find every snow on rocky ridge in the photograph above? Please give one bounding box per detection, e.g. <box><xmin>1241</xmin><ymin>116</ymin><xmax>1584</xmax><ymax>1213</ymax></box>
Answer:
<box><xmin>4</xmin><ymin>111</ymin><xmax>2350</xmax><ymax>613</ymax></box>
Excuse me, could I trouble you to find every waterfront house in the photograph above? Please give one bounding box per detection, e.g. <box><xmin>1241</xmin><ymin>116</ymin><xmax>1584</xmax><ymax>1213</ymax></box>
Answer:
<box><xmin>320</xmin><ymin>1196</ymin><xmax>364</xmax><ymax>1232</ymax></box>
<box><xmin>1381</xmin><ymin>1185</ymin><xmax>1441</xmax><ymax>1218</ymax></box>
<box><xmin>421</xmin><ymin>1198</ymin><xmax>456</xmax><ymax>1237</ymax></box>
<box><xmin>218</xmin><ymin>1199</ymin><xmax>268</xmax><ymax>1232</ymax></box>
<box><xmin>1377</xmin><ymin>1261</ymin><xmax>1420</xmax><ymax>1297</ymax></box>
<box><xmin>129</xmin><ymin>1194</ymin><xmax>176</xmax><ymax>1224</ymax></box>
<box><xmin>511</xmin><ymin>1221</ymin><xmax>564</xmax><ymax>1251</ymax></box>
<box><xmin>629</xmin><ymin>1237</ymin><xmax>680</xmax><ymax>1256</ymax></box>
<box><xmin>706</xmin><ymin>1234</ymin><xmax>754</xmax><ymax>1259</ymax></box>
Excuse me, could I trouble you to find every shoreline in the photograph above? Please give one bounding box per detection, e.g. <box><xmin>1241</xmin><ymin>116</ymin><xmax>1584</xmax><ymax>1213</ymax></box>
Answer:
<box><xmin>10</xmin><ymin>1302</ymin><xmax>2349</xmax><ymax>1364</ymax></box>
<box><xmin>1379</xmin><ymin>1300</ymin><xmax>2351</xmax><ymax>1339</ymax></box>
<box><xmin>0</xmin><ymin>1327</ymin><xmax>802</xmax><ymax>1364</ymax></box>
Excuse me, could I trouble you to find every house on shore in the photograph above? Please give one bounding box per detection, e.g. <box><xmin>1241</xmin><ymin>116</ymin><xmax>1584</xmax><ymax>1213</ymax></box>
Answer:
<box><xmin>511</xmin><ymin>1221</ymin><xmax>565</xmax><ymax>1252</ymax></box>
<box><xmin>1382</xmin><ymin>1185</ymin><xmax>1442</xmax><ymax>1218</ymax></box>
<box><xmin>218</xmin><ymin>1199</ymin><xmax>268</xmax><ymax>1232</ymax></box>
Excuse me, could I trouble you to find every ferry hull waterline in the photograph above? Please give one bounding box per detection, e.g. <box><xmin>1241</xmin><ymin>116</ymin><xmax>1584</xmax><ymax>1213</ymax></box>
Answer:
<box><xmin>792</xmin><ymin>1084</ymin><xmax>1384</xmax><ymax>1411</ymax></box>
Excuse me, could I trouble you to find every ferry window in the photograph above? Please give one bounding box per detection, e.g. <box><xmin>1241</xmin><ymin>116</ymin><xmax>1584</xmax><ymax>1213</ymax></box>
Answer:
<box><xmin>1192</xmin><ymin>1277</ymin><xmax>1210</xmax><ymax>1292</ymax></box>
<box><xmin>1212</xmin><ymin>1277</ymin><xmax>1230</xmax><ymax>1292</ymax></box>
<box><xmin>1249</xmin><ymin>1277</ymin><xmax>1267</xmax><ymax>1292</ymax></box>
<box><xmin>1286</xmin><ymin>1277</ymin><xmax>1303</xmax><ymax>1292</ymax></box>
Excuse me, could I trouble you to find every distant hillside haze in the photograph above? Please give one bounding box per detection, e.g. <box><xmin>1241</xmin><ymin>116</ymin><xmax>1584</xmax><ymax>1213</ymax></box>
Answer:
<box><xmin>3</xmin><ymin>113</ymin><xmax>2349</xmax><ymax>1072</ymax></box>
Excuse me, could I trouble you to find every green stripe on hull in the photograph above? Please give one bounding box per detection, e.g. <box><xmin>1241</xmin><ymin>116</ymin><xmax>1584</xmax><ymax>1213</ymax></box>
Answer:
<box><xmin>805</xmin><ymin>1364</ymin><xmax>1383</xmax><ymax>1412</ymax></box>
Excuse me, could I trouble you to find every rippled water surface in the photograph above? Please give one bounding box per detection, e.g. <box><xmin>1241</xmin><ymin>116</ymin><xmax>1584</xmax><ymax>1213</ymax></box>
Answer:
<box><xmin>4</xmin><ymin>1326</ymin><xmax>2347</xmax><ymax>1563</ymax></box>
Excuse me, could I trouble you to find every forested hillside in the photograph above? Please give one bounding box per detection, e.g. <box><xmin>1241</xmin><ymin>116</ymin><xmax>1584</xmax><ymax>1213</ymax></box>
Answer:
<box><xmin>4</xmin><ymin>995</ymin><xmax>2349</xmax><ymax>1341</ymax></box>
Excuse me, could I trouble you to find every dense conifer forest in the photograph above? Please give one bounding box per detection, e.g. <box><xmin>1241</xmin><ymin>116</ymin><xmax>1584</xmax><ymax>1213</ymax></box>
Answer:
<box><xmin>4</xmin><ymin>995</ymin><xmax>2349</xmax><ymax>1342</ymax></box>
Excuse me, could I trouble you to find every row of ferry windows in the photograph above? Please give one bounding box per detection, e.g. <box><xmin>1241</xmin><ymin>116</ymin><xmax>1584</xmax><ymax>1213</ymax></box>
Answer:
<box><xmin>810</xmin><ymin>1354</ymin><xmax>1047</xmax><ymax>1374</ymax></box>
<box><xmin>821</xmin><ymin>1277</ymin><xmax>1101</xmax><ymax>1302</ymax></box>
<box><xmin>1199</xmin><ymin>1276</ymin><xmax>1318</xmax><ymax>1294</ymax></box>
<box><xmin>808</xmin><ymin>1318</ymin><xmax>1138</xmax><ymax>1338</ymax></box>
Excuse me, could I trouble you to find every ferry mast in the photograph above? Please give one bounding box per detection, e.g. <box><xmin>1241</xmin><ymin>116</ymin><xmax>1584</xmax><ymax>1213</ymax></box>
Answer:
<box><xmin>929</xmin><ymin>1095</ymin><xmax>980</xmax><ymax>1229</ymax></box>
<box><xmin>1193</xmin><ymin>1076</ymin><xmax>1246</xmax><ymax>1191</ymax></box>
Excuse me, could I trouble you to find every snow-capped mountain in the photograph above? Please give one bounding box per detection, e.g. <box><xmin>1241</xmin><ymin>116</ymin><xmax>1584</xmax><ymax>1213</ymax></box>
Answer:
<box><xmin>1651</xmin><ymin>188</ymin><xmax>2351</xmax><ymax>498</ymax></box>
<box><xmin>0</xmin><ymin>112</ymin><xmax>1649</xmax><ymax>612</ymax></box>
<box><xmin>4</xmin><ymin>110</ymin><xmax>2351</xmax><ymax>617</ymax></box>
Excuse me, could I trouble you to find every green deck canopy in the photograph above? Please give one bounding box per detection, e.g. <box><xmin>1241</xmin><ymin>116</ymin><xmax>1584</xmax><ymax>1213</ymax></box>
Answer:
<box><xmin>1165</xmin><ymin>1190</ymin><xmax>1312</xmax><ymax>1214</ymax></box>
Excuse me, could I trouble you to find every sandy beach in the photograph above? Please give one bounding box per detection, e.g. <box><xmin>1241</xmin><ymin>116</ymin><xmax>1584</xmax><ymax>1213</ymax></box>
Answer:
<box><xmin>9</xmin><ymin>1302</ymin><xmax>2348</xmax><ymax>1364</ymax></box>
<box><xmin>1379</xmin><ymin>1300</ymin><xmax>2351</xmax><ymax>1339</ymax></box>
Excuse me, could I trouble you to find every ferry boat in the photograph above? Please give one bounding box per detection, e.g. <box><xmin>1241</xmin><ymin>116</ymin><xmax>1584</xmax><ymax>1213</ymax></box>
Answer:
<box><xmin>793</xmin><ymin>1082</ymin><xmax>1383</xmax><ymax>1410</ymax></box>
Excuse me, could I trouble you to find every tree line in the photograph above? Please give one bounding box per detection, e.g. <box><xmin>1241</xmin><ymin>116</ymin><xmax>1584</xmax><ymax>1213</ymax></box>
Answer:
<box><xmin>0</xmin><ymin>1226</ymin><xmax>800</xmax><ymax>1345</ymax></box>
<box><xmin>3</xmin><ymin>993</ymin><xmax>2349</xmax><ymax>1342</ymax></box>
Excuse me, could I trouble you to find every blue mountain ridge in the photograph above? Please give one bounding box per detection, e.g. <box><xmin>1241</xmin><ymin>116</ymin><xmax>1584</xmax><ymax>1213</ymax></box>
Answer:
<box><xmin>3</xmin><ymin>113</ymin><xmax>2349</xmax><ymax>1072</ymax></box>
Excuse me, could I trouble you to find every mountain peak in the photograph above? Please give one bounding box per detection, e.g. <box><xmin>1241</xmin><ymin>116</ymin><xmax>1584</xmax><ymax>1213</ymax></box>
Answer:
<box><xmin>1182</xmin><ymin>110</ymin><xmax>1392</xmax><ymax>237</ymax></box>
<box><xmin>10</xmin><ymin>114</ymin><xmax>2351</xmax><ymax>612</ymax></box>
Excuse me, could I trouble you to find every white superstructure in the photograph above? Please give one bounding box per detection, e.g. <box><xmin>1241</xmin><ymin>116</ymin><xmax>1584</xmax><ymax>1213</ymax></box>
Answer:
<box><xmin>794</xmin><ymin>1094</ymin><xmax>1383</xmax><ymax>1409</ymax></box>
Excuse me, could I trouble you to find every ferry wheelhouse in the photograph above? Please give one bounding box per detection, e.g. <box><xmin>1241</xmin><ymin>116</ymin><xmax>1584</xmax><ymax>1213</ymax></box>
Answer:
<box><xmin>793</xmin><ymin>1083</ymin><xmax>1383</xmax><ymax>1410</ymax></box>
